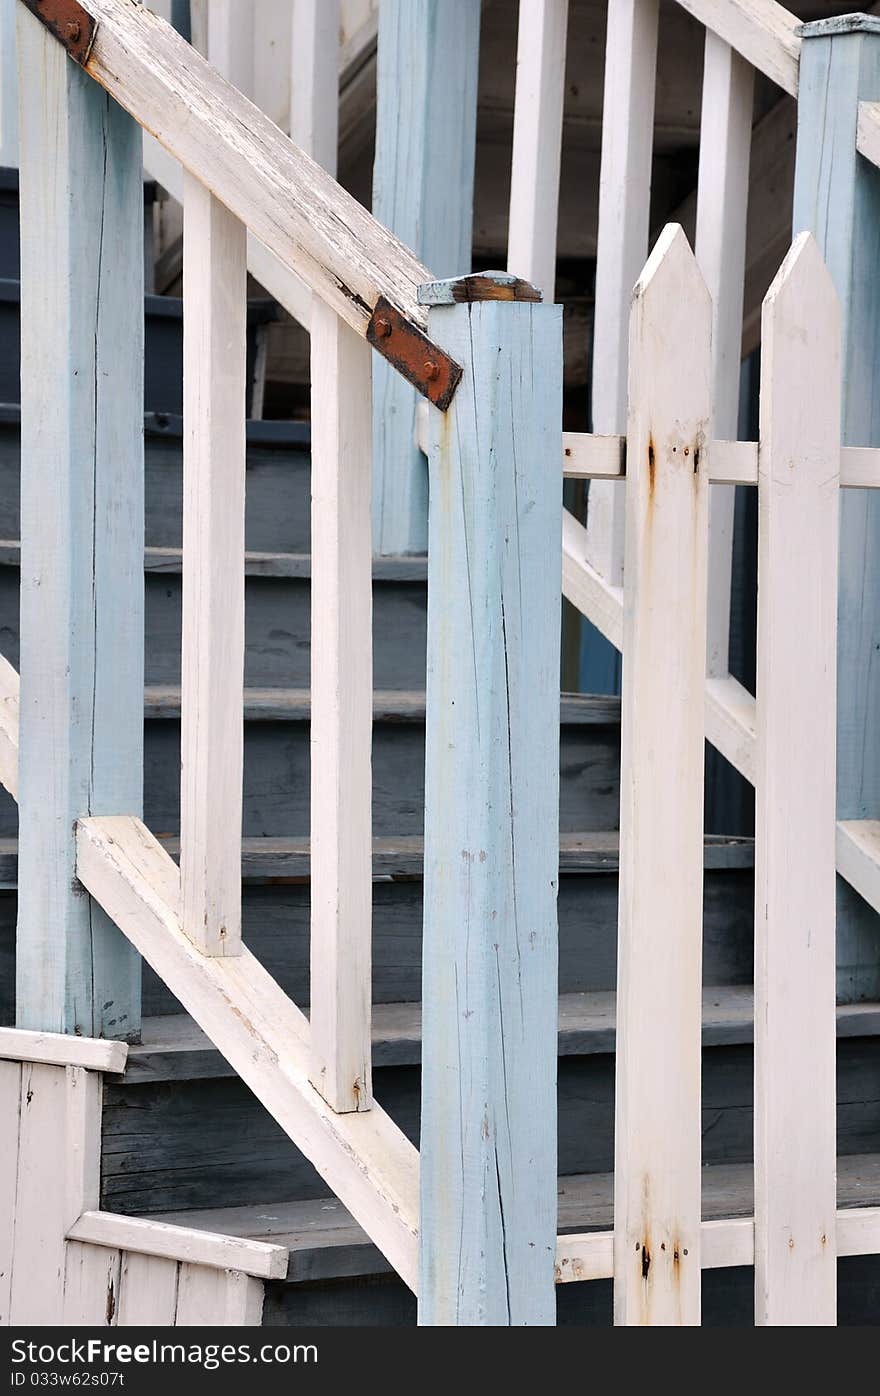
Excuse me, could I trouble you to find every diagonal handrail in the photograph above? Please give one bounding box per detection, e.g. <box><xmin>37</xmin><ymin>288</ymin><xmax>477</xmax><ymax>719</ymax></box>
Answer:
<box><xmin>20</xmin><ymin>0</ymin><xmax>461</xmax><ymax>409</ymax></box>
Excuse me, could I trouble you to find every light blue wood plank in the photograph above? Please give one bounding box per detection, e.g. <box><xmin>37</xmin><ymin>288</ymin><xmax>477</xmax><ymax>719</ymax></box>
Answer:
<box><xmin>0</xmin><ymin>0</ymin><xmax>17</xmax><ymax>167</ymax></box>
<box><xmin>371</xmin><ymin>0</ymin><xmax>480</xmax><ymax>556</ymax></box>
<box><xmin>16</xmin><ymin>8</ymin><xmax>144</xmax><ymax>1039</ymax></box>
<box><xmin>419</xmin><ymin>282</ymin><xmax>562</xmax><ymax>1325</ymax></box>
<box><xmin>794</xmin><ymin>17</ymin><xmax>880</xmax><ymax>1001</ymax></box>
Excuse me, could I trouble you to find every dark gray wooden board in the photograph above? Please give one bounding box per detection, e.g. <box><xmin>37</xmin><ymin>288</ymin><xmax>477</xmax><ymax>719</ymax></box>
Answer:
<box><xmin>0</xmin><ymin>848</ymin><xmax>755</xmax><ymax>1023</ymax></box>
<box><xmin>99</xmin><ymin>1039</ymin><xmax>880</xmax><ymax>1216</ymax></box>
<box><xmin>0</xmin><ymin>410</ymin><xmax>313</xmax><ymax>554</ymax></box>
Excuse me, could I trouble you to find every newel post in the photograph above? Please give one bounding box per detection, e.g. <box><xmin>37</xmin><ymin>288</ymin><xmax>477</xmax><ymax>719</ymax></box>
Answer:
<box><xmin>793</xmin><ymin>14</ymin><xmax>880</xmax><ymax>1001</ymax></box>
<box><xmin>419</xmin><ymin>272</ymin><xmax>563</xmax><ymax>1326</ymax></box>
<box><xmin>15</xmin><ymin>5</ymin><xmax>144</xmax><ymax>1038</ymax></box>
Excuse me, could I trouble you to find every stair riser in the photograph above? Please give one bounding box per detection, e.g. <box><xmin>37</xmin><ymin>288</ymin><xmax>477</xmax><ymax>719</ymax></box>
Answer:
<box><xmin>0</xmin><ymin>569</ymin><xmax>429</xmax><ymax>690</ymax></box>
<box><xmin>100</xmin><ymin>1039</ymin><xmax>880</xmax><ymax>1216</ymax></box>
<box><xmin>0</xmin><ymin>869</ymin><xmax>754</xmax><ymax>1020</ymax></box>
<box><xmin>0</xmin><ymin>422</ymin><xmax>313</xmax><ymax>555</ymax></box>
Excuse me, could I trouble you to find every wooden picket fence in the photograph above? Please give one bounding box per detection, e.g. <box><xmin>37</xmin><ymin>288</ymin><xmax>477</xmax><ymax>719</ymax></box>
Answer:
<box><xmin>3</xmin><ymin>0</ymin><xmax>880</xmax><ymax>1330</ymax></box>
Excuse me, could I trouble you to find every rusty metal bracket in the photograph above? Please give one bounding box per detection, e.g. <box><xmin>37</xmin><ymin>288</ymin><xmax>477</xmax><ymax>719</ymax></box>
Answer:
<box><xmin>20</xmin><ymin>0</ymin><xmax>98</xmax><ymax>66</ymax></box>
<box><xmin>367</xmin><ymin>297</ymin><xmax>462</xmax><ymax>412</ymax></box>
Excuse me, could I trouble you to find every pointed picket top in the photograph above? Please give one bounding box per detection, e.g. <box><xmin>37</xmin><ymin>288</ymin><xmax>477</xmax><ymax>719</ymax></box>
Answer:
<box><xmin>631</xmin><ymin>222</ymin><xmax>712</xmax><ymax>325</ymax></box>
<box><xmin>760</xmin><ymin>232</ymin><xmax>841</xmax><ymax>486</ymax></box>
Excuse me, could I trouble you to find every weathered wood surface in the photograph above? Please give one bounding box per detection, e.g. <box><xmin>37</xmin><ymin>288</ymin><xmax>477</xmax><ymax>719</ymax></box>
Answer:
<box><xmin>308</xmin><ymin>305</ymin><xmax>373</xmax><ymax>1112</ymax></box>
<box><xmin>68</xmin><ymin>1209</ymin><xmax>287</xmax><ymax>1279</ymax></box>
<box><xmin>794</xmin><ymin>15</ymin><xmax>880</xmax><ymax>1003</ymax></box>
<box><xmin>614</xmin><ymin>227</ymin><xmax>710</xmax><ymax>1326</ymax></box>
<box><xmin>695</xmin><ymin>33</ymin><xmax>753</xmax><ymax>680</ymax></box>
<box><xmin>15</xmin><ymin>3</ymin><xmax>143</xmax><ymax>1038</ymax></box>
<box><xmin>180</xmin><ymin>177</ymin><xmax>246</xmax><ymax>957</ymax></box>
<box><xmin>420</xmin><ymin>282</ymin><xmax>562</xmax><ymax>1324</ymax></box>
<box><xmin>673</xmin><ymin>0</ymin><xmax>800</xmax><ymax>95</ymax></box>
<box><xmin>372</xmin><ymin>0</ymin><xmax>480</xmax><ymax>555</ymax></box>
<box><xmin>506</xmin><ymin>0</ymin><xmax>568</xmax><ymax>300</ymax></box>
<box><xmin>73</xmin><ymin>0</ymin><xmax>434</xmax><ymax>342</ymax></box>
<box><xmin>0</xmin><ymin>1026</ymin><xmax>127</xmax><ymax>1073</ymax></box>
<box><xmin>754</xmin><ymin>234</ymin><xmax>839</xmax><ymax>1325</ymax></box>
<box><xmin>76</xmin><ymin>816</ymin><xmax>420</xmax><ymax>1292</ymax></box>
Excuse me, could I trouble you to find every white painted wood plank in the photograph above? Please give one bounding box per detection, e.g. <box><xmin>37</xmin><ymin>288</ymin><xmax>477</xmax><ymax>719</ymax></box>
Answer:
<box><xmin>556</xmin><ymin>1205</ymin><xmax>880</xmax><ymax>1284</ymax></box>
<box><xmin>841</xmin><ymin>445</ymin><xmax>880</xmax><ymax>488</ymax></box>
<box><xmin>614</xmin><ymin>226</ymin><xmax>710</xmax><ymax>1326</ymax></box>
<box><xmin>0</xmin><ymin>653</ymin><xmax>19</xmax><ymax>801</ymax></box>
<box><xmin>696</xmin><ymin>34</ymin><xmax>754</xmax><ymax>677</ymax></box>
<box><xmin>0</xmin><ymin>0</ymin><xmax>17</xmax><ymax>168</ymax></box>
<box><xmin>562</xmin><ymin>434</ymin><xmax>763</xmax><ymax>486</ymax></box>
<box><xmin>673</xmin><ymin>0</ymin><xmax>800</xmax><ymax>95</ymax></box>
<box><xmin>309</xmin><ymin>303</ymin><xmax>373</xmax><ymax>1114</ymax></box>
<box><xmin>836</xmin><ymin>819</ymin><xmax>880</xmax><ymax>916</ymax></box>
<box><xmin>507</xmin><ymin>0</ymin><xmax>568</xmax><ymax>299</ymax></box>
<box><xmin>705</xmin><ymin>674</ymin><xmax>758</xmax><ymax>786</ymax></box>
<box><xmin>75</xmin><ymin>817</ymin><xmax>419</xmax><ymax>1292</ymax></box>
<box><xmin>16</xmin><ymin>1</ymin><xmax>143</xmax><ymax>1039</ymax></box>
<box><xmin>562</xmin><ymin>434</ymin><xmax>625</xmax><ymax>479</ymax></box>
<box><xmin>561</xmin><ymin>507</ymin><xmax>624</xmax><ymax>651</ymax></box>
<box><xmin>175</xmin><ymin>1263</ymin><xmax>263</xmax><ymax>1326</ymax></box>
<box><xmin>754</xmin><ymin>233</ymin><xmax>839</xmax><ymax>1325</ymax></box>
<box><xmin>9</xmin><ymin>1064</ymin><xmax>101</xmax><ymax>1324</ymax></box>
<box><xmin>206</xmin><ymin>0</ymin><xmax>255</xmax><ymax>101</ymax></box>
<box><xmin>180</xmin><ymin>176</ymin><xmax>246</xmax><ymax>957</ymax></box>
<box><xmin>0</xmin><ymin>1061</ymin><xmax>21</xmax><ymax>1325</ymax></box>
<box><xmin>83</xmin><ymin>0</ymin><xmax>433</xmax><ymax>339</ymax></box>
<box><xmin>62</xmin><ymin>1243</ymin><xmax>121</xmax><ymax>1326</ymax></box>
<box><xmin>291</xmin><ymin>0</ymin><xmax>339</xmax><ymax>173</ymax></box>
<box><xmin>69</xmin><ymin>1211</ymin><xmax>288</xmax><ymax>1280</ymax></box>
<box><xmin>0</xmin><ymin>1028</ymin><xmax>127</xmax><ymax>1074</ymax></box>
<box><xmin>586</xmin><ymin>0</ymin><xmax>658</xmax><ymax>587</ymax></box>
<box><xmin>857</xmin><ymin>98</ymin><xmax>880</xmax><ymax>166</ymax></box>
<box><xmin>116</xmin><ymin>1251</ymin><xmax>179</xmax><ymax>1326</ymax></box>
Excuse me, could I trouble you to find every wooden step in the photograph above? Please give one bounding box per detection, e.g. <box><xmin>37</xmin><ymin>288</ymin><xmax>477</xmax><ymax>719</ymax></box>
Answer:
<box><xmin>150</xmin><ymin>1153</ymin><xmax>880</xmax><ymax>1287</ymax></box>
<box><xmin>0</xmin><ymin>831</ymin><xmax>754</xmax><ymax>888</ymax></box>
<box><xmin>125</xmin><ymin>991</ymin><xmax>880</xmax><ymax>1083</ymax></box>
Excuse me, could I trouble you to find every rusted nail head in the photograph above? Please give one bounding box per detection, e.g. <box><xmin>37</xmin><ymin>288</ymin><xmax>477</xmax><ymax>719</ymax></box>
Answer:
<box><xmin>374</xmin><ymin>315</ymin><xmax>393</xmax><ymax>338</ymax></box>
<box><xmin>423</xmin><ymin>359</ymin><xmax>440</xmax><ymax>382</ymax></box>
<box><xmin>65</xmin><ymin>19</ymin><xmax>82</xmax><ymax>41</ymax></box>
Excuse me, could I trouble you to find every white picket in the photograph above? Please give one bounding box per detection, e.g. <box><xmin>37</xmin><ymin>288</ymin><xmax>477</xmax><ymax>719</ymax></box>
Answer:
<box><xmin>614</xmin><ymin>226</ymin><xmax>710</xmax><ymax>1326</ymax></box>
<box><xmin>754</xmin><ymin>233</ymin><xmax>839</xmax><ymax>1325</ymax></box>
<box><xmin>695</xmin><ymin>32</ymin><xmax>754</xmax><ymax>677</ymax></box>
<box><xmin>507</xmin><ymin>0</ymin><xmax>569</xmax><ymax>299</ymax></box>
<box><xmin>586</xmin><ymin>0</ymin><xmax>658</xmax><ymax>589</ymax></box>
<box><xmin>180</xmin><ymin>176</ymin><xmax>247</xmax><ymax>957</ymax></box>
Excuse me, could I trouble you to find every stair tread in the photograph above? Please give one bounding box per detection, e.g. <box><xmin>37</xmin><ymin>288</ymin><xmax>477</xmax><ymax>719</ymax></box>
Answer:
<box><xmin>0</xmin><ymin>540</ymin><xmax>428</xmax><ymax>583</ymax></box>
<box><xmin>149</xmin><ymin>1152</ymin><xmax>880</xmax><ymax>1285</ymax></box>
<box><xmin>124</xmin><ymin>990</ymin><xmax>880</xmax><ymax>1081</ymax></box>
<box><xmin>0</xmin><ymin>831</ymin><xmax>756</xmax><ymax>887</ymax></box>
<box><xmin>139</xmin><ymin>686</ymin><xmax>621</xmax><ymax>725</ymax></box>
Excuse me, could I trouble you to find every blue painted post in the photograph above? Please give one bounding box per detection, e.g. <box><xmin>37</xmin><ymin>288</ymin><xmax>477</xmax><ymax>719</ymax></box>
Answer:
<box><xmin>371</xmin><ymin>0</ymin><xmax>480</xmax><ymax>556</ymax></box>
<box><xmin>793</xmin><ymin>14</ymin><xmax>880</xmax><ymax>1001</ymax></box>
<box><xmin>419</xmin><ymin>272</ymin><xmax>562</xmax><ymax>1325</ymax></box>
<box><xmin>15</xmin><ymin>7</ymin><xmax>144</xmax><ymax>1038</ymax></box>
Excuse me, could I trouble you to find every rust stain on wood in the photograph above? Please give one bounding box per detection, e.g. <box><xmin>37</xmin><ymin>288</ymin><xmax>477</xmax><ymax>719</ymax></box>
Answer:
<box><xmin>367</xmin><ymin>297</ymin><xmax>462</xmax><ymax>410</ymax></box>
<box><xmin>441</xmin><ymin>273</ymin><xmax>542</xmax><ymax>304</ymax></box>
<box><xmin>20</xmin><ymin>0</ymin><xmax>98</xmax><ymax>65</ymax></box>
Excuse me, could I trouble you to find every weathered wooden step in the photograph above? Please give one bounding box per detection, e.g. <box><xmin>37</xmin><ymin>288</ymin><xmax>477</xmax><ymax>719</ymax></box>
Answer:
<box><xmin>124</xmin><ymin>992</ymin><xmax>880</xmax><ymax>1084</ymax></box>
<box><xmin>0</xmin><ymin>832</ymin><xmax>755</xmax><ymax>1022</ymax></box>
<box><xmin>0</xmin><ymin>407</ymin><xmax>314</xmax><ymax>553</ymax></box>
<box><xmin>100</xmin><ymin>1031</ymin><xmax>880</xmax><ymax>1217</ymax></box>
<box><xmin>150</xmin><ymin>1152</ymin><xmax>880</xmax><ymax>1289</ymax></box>
<box><xmin>0</xmin><ymin>550</ymin><xmax>428</xmax><ymax>690</ymax></box>
<box><xmin>0</xmin><ymin>282</ymin><xmax>276</xmax><ymax>415</ymax></box>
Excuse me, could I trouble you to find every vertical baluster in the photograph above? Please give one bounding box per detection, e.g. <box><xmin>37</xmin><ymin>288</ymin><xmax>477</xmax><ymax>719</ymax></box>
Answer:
<box><xmin>754</xmin><ymin>234</ymin><xmax>839</xmax><ymax>1326</ymax></box>
<box><xmin>371</xmin><ymin>0</ymin><xmax>481</xmax><ymax>556</ymax></box>
<box><xmin>507</xmin><ymin>0</ymin><xmax>569</xmax><ymax>301</ymax></box>
<box><xmin>180</xmin><ymin>177</ymin><xmax>247</xmax><ymax>956</ymax></box>
<box><xmin>291</xmin><ymin>0</ymin><xmax>373</xmax><ymax>1113</ymax></box>
<box><xmin>794</xmin><ymin>15</ymin><xmax>880</xmax><ymax>1004</ymax></box>
<box><xmin>420</xmin><ymin>273</ymin><xmax>563</xmax><ymax>1324</ymax></box>
<box><xmin>695</xmin><ymin>33</ymin><xmax>753</xmax><ymax>683</ymax></box>
<box><xmin>16</xmin><ymin>3</ymin><xmax>144</xmax><ymax>1038</ymax></box>
<box><xmin>583</xmin><ymin>0</ymin><xmax>658</xmax><ymax>692</ymax></box>
<box><xmin>205</xmin><ymin>0</ymin><xmax>255</xmax><ymax>99</ymax></box>
<box><xmin>613</xmin><ymin>226</ymin><xmax>710</xmax><ymax>1325</ymax></box>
